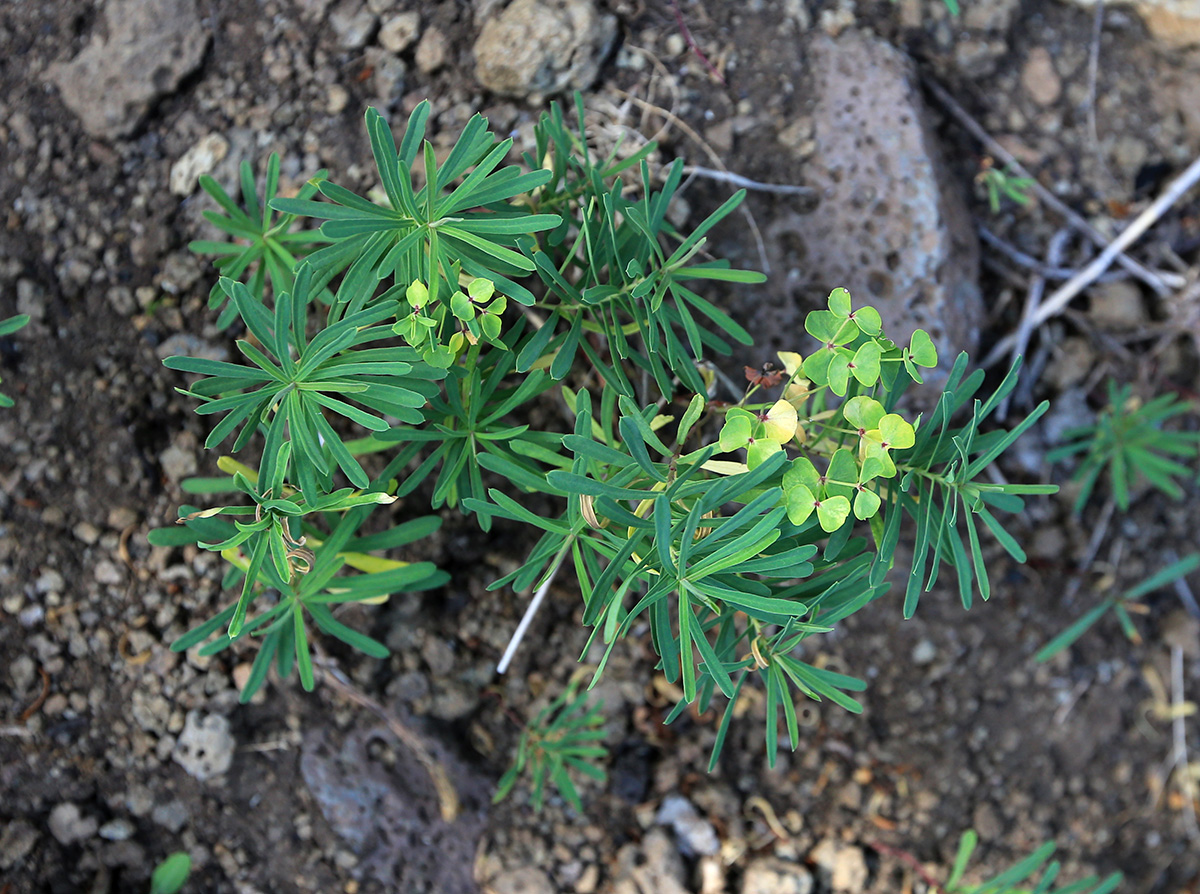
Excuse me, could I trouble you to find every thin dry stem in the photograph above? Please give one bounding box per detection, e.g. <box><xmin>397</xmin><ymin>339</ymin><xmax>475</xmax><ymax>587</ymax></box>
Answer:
<box><xmin>316</xmin><ymin>657</ymin><xmax>460</xmax><ymax>822</ymax></box>
<box><xmin>611</xmin><ymin>87</ymin><xmax>772</xmax><ymax>274</ymax></box>
<box><xmin>923</xmin><ymin>76</ymin><xmax>1184</xmax><ymax>296</ymax></box>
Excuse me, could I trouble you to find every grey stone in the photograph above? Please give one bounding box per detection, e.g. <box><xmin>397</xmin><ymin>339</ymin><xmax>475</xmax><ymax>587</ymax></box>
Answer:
<box><xmin>488</xmin><ymin>866</ymin><xmax>556</xmax><ymax>894</ymax></box>
<box><xmin>961</xmin><ymin>0</ymin><xmax>1020</xmax><ymax>31</ymax></box>
<box><xmin>1021</xmin><ymin>47</ymin><xmax>1062</xmax><ymax>107</ymax></box>
<box><xmin>15</xmin><ymin>279</ymin><xmax>45</xmax><ymax>322</ymax></box>
<box><xmin>809</xmin><ymin>839</ymin><xmax>868</xmax><ymax>892</ymax></box>
<box><xmin>420</xmin><ymin>636</ymin><xmax>455</xmax><ymax>676</ymax></box>
<box><xmin>1088</xmin><ymin>280</ymin><xmax>1147</xmax><ymax>329</ymax></box>
<box><xmin>35</xmin><ymin>569</ymin><xmax>65</xmax><ymax>594</ymax></box>
<box><xmin>43</xmin><ymin>0</ymin><xmax>210</xmax><ymax>139</ymax></box>
<box><xmin>474</xmin><ymin>0</ymin><xmax>617</xmax><ymax>100</ymax></box>
<box><xmin>159</xmin><ymin>444</ymin><xmax>198</xmax><ymax>483</ymax></box>
<box><xmin>9</xmin><ymin>653</ymin><xmax>35</xmax><ymax>692</ymax></box>
<box><xmin>428</xmin><ymin>679</ymin><xmax>479</xmax><ymax>720</ymax></box>
<box><xmin>656</xmin><ymin>793</ymin><xmax>720</xmax><ymax>857</ymax></box>
<box><xmin>414</xmin><ymin>26</ymin><xmax>449</xmax><ymax>73</ymax></box>
<box><xmin>912</xmin><ymin>639</ymin><xmax>937</xmax><ymax>665</ymax></box>
<box><xmin>1063</xmin><ymin>0</ymin><xmax>1200</xmax><ymax>49</ymax></box>
<box><xmin>0</xmin><ymin>820</ymin><xmax>39</xmax><ymax>869</ymax></box>
<box><xmin>329</xmin><ymin>0</ymin><xmax>377</xmax><ymax>49</ymax></box>
<box><xmin>742</xmin><ymin>857</ymin><xmax>815</xmax><ymax>894</ymax></box>
<box><xmin>48</xmin><ymin>803</ymin><xmax>99</xmax><ymax>845</ymax></box>
<box><xmin>98</xmin><ymin>818</ymin><xmax>136</xmax><ymax>841</ymax></box>
<box><xmin>155</xmin><ymin>333</ymin><xmax>230</xmax><ymax>364</ymax></box>
<box><xmin>169</xmin><ymin>134</ymin><xmax>230</xmax><ymax>196</ymax></box>
<box><xmin>173</xmin><ymin>711</ymin><xmax>236</xmax><ymax>781</ymax></box>
<box><xmin>364</xmin><ymin>47</ymin><xmax>407</xmax><ymax>104</ymax></box>
<box><xmin>635</xmin><ymin>828</ymin><xmax>689</xmax><ymax>894</ymax></box>
<box><xmin>94</xmin><ymin>559</ymin><xmax>125</xmax><ymax>586</ymax></box>
<box><xmin>379</xmin><ymin>11</ymin><xmax>420</xmax><ymax>52</ymax></box>
<box><xmin>132</xmin><ymin>690</ymin><xmax>172</xmax><ymax>734</ymax></box>
<box><xmin>151</xmin><ymin>800</ymin><xmax>190</xmax><ymax>832</ymax></box>
<box><xmin>762</xmin><ymin>30</ymin><xmax>981</xmax><ymax>383</ymax></box>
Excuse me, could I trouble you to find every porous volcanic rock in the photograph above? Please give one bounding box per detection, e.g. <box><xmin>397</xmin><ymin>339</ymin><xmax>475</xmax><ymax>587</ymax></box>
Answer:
<box><xmin>764</xmin><ymin>30</ymin><xmax>982</xmax><ymax>378</ymax></box>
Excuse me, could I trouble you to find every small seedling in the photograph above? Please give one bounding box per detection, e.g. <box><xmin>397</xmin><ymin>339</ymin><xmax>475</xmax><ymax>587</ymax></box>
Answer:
<box><xmin>149</xmin><ymin>852</ymin><xmax>191</xmax><ymax>894</ymax></box>
<box><xmin>977</xmin><ymin>158</ymin><xmax>1036</xmax><ymax>214</ymax></box>
<box><xmin>945</xmin><ymin>829</ymin><xmax>1121</xmax><ymax>893</ymax></box>
<box><xmin>1048</xmin><ymin>379</ymin><xmax>1200</xmax><ymax>513</ymax></box>
<box><xmin>0</xmin><ymin>313</ymin><xmax>30</xmax><ymax>408</ymax></box>
<box><xmin>493</xmin><ymin>677</ymin><xmax>607</xmax><ymax>811</ymax></box>
<box><xmin>1037</xmin><ymin>553</ymin><xmax>1200</xmax><ymax>661</ymax></box>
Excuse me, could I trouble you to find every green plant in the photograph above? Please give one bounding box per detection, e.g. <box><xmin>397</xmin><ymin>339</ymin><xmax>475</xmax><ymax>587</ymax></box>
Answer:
<box><xmin>0</xmin><ymin>313</ymin><xmax>30</xmax><ymax>408</ymax></box>
<box><xmin>493</xmin><ymin>676</ymin><xmax>607</xmax><ymax>810</ymax></box>
<box><xmin>1036</xmin><ymin>552</ymin><xmax>1200</xmax><ymax>662</ymax></box>
<box><xmin>158</xmin><ymin>96</ymin><xmax>1052</xmax><ymax>772</ymax></box>
<box><xmin>945</xmin><ymin>829</ymin><xmax>1121</xmax><ymax>894</ymax></box>
<box><xmin>149</xmin><ymin>852</ymin><xmax>191</xmax><ymax>894</ymax></box>
<box><xmin>1048</xmin><ymin>379</ymin><xmax>1200</xmax><ymax>513</ymax></box>
<box><xmin>189</xmin><ymin>155</ymin><xmax>330</xmax><ymax>328</ymax></box>
<box><xmin>977</xmin><ymin>159</ymin><xmax>1035</xmax><ymax>214</ymax></box>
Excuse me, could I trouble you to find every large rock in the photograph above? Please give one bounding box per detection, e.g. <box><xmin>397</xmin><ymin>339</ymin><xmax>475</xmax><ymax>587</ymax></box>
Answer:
<box><xmin>763</xmin><ymin>30</ymin><xmax>982</xmax><ymax>377</ymax></box>
<box><xmin>44</xmin><ymin>0</ymin><xmax>209</xmax><ymax>139</ymax></box>
<box><xmin>474</xmin><ymin>0</ymin><xmax>617</xmax><ymax>100</ymax></box>
<box><xmin>1064</xmin><ymin>0</ymin><xmax>1200</xmax><ymax>49</ymax></box>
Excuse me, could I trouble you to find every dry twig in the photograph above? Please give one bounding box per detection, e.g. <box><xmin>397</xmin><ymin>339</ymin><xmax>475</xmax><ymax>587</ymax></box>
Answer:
<box><xmin>496</xmin><ymin>543</ymin><xmax>572</xmax><ymax>675</ymax></box>
<box><xmin>682</xmin><ymin>165</ymin><xmax>817</xmax><ymax>198</ymax></box>
<box><xmin>867</xmin><ymin>840</ymin><xmax>946</xmax><ymax>894</ymax></box>
<box><xmin>1170</xmin><ymin>644</ymin><xmax>1199</xmax><ymax>837</ymax></box>
<box><xmin>995</xmin><ymin>228</ymin><xmax>1070</xmax><ymax>418</ymax></box>
<box><xmin>923</xmin><ymin>77</ymin><xmax>1185</xmax><ymax>295</ymax></box>
<box><xmin>978</xmin><ymin>226</ymin><xmax>1131</xmax><ymax>283</ymax></box>
<box><xmin>985</xmin><ymin>154</ymin><xmax>1200</xmax><ymax>361</ymax></box>
<box><xmin>611</xmin><ymin>87</ymin><xmax>772</xmax><ymax>273</ymax></box>
<box><xmin>316</xmin><ymin>657</ymin><xmax>460</xmax><ymax>822</ymax></box>
<box><xmin>18</xmin><ymin>668</ymin><xmax>50</xmax><ymax>724</ymax></box>
<box><xmin>670</xmin><ymin>0</ymin><xmax>725</xmax><ymax>85</ymax></box>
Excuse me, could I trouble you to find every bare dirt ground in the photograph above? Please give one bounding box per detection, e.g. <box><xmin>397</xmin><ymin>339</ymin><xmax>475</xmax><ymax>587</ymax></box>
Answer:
<box><xmin>3</xmin><ymin>1</ymin><xmax>1200</xmax><ymax>893</ymax></box>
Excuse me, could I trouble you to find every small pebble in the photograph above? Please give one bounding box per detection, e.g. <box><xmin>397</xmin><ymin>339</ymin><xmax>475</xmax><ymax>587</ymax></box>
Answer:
<box><xmin>98</xmin><ymin>818</ymin><xmax>136</xmax><ymax>841</ymax></box>
<box><xmin>48</xmin><ymin>803</ymin><xmax>98</xmax><ymax>845</ymax></box>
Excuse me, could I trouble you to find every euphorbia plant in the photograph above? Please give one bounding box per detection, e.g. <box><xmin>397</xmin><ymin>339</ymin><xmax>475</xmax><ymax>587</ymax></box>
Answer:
<box><xmin>156</xmin><ymin>96</ymin><xmax>1052</xmax><ymax>777</ymax></box>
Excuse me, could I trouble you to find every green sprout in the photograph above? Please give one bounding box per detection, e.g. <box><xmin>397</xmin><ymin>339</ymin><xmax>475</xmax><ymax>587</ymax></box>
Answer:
<box><xmin>0</xmin><ymin>313</ymin><xmax>30</xmax><ymax>408</ymax></box>
<box><xmin>977</xmin><ymin>159</ymin><xmax>1036</xmax><ymax>214</ymax></box>
<box><xmin>493</xmin><ymin>678</ymin><xmax>607</xmax><ymax>811</ymax></box>
<box><xmin>1037</xmin><ymin>553</ymin><xmax>1200</xmax><ymax>662</ymax></box>
<box><xmin>945</xmin><ymin>829</ymin><xmax>1121</xmax><ymax>894</ymax></box>
<box><xmin>1048</xmin><ymin>379</ymin><xmax>1200</xmax><ymax>513</ymax></box>
<box><xmin>189</xmin><ymin>154</ymin><xmax>329</xmax><ymax>328</ymax></box>
<box><xmin>149</xmin><ymin>852</ymin><xmax>191</xmax><ymax>894</ymax></box>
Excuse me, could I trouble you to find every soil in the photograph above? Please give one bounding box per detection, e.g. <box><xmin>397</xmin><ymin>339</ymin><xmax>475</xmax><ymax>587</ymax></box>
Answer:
<box><xmin>3</xmin><ymin>1</ymin><xmax>1200</xmax><ymax>893</ymax></box>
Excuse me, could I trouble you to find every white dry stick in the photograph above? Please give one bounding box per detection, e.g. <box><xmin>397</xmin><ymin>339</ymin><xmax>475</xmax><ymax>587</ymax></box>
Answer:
<box><xmin>1170</xmin><ymin>644</ymin><xmax>1199</xmax><ymax>839</ymax></box>
<box><xmin>612</xmin><ymin>88</ymin><xmax>772</xmax><ymax>274</ymax></box>
<box><xmin>1085</xmin><ymin>0</ymin><xmax>1105</xmax><ymax>151</ymax></box>
<box><xmin>923</xmin><ymin>77</ymin><xmax>1185</xmax><ymax>295</ymax></box>
<box><xmin>1027</xmin><ymin>154</ymin><xmax>1200</xmax><ymax>329</ymax></box>
<box><xmin>995</xmin><ymin>228</ymin><xmax>1070</xmax><ymax>418</ymax></box>
<box><xmin>979</xmin><ymin>225</ymin><xmax>1130</xmax><ymax>282</ymax></box>
<box><xmin>985</xmin><ymin>153</ymin><xmax>1200</xmax><ymax>366</ymax></box>
<box><xmin>496</xmin><ymin>547</ymin><xmax>570</xmax><ymax>675</ymax></box>
<box><xmin>682</xmin><ymin>166</ymin><xmax>818</xmax><ymax>198</ymax></box>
